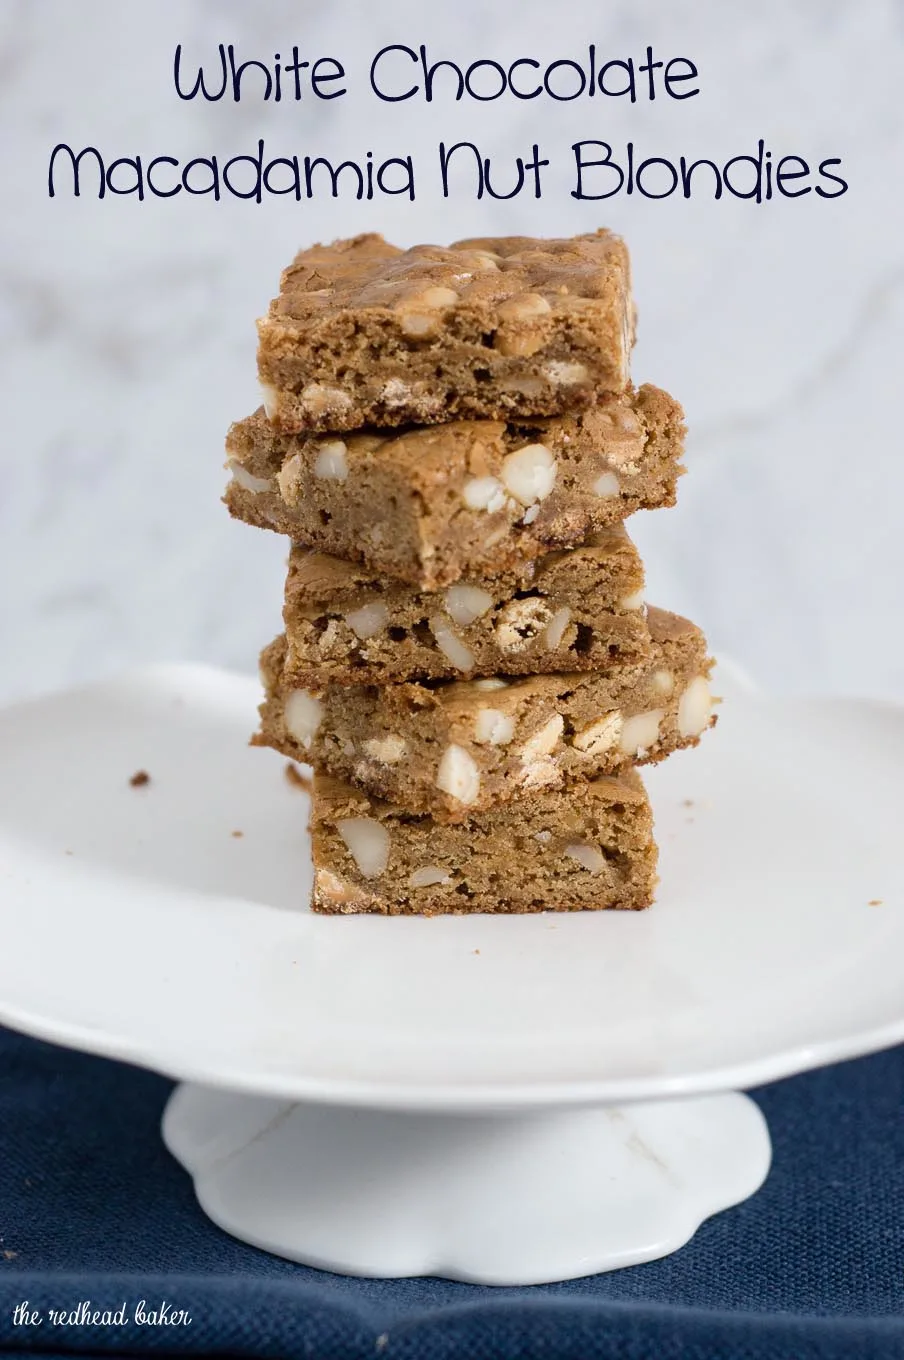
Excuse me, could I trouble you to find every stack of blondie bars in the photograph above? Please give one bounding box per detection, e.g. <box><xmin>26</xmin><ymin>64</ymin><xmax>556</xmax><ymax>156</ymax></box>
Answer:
<box><xmin>225</xmin><ymin>231</ymin><xmax>714</xmax><ymax>914</ymax></box>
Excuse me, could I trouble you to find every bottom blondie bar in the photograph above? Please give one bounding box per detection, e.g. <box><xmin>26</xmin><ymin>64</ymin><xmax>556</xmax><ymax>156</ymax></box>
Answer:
<box><xmin>309</xmin><ymin>770</ymin><xmax>657</xmax><ymax>915</ymax></box>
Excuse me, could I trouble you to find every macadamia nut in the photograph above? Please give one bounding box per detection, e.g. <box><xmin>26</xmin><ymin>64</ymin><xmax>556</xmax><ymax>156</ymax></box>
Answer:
<box><xmin>444</xmin><ymin>584</ymin><xmax>494</xmax><ymax>627</ymax></box>
<box><xmin>572</xmin><ymin>711</ymin><xmax>623</xmax><ymax>757</ymax></box>
<box><xmin>473</xmin><ymin>708</ymin><xmax>516</xmax><ymax>746</ymax></box>
<box><xmin>345</xmin><ymin>601</ymin><xmax>389</xmax><ymax>640</ymax></box>
<box><xmin>313</xmin><ymin>441</ymin><xmax>349</xmax><ymax>481</ymax></box>
<box><xmin>227</xmin><ymin>460</ymin><xmax>272</xmax><ymax>494</ymax></box>
<box><xmin>300</xmin><ymin>383</ymin><xmax>353</xmax><ymax>417</ymax></box>
<box><xmin>593</xmin><ymin>471</ymin><xmax>621</xmax><ymax>498</ymax></box>
<box><xmin>429</xmin><ymin>616</ymin><xmax>475</xmax><ymax>671</ymax></box>
<box><xmin>565</xmin><ymin>842</ymin><xmax>607</xmax><ymax>874</ymax></box>
<box><xmin>260</xmin><ymin>383</ymin><xmax>279</xmax><ymax>420</ymax></box>
<box><xmin>436</xmin><ymin>744</ymin><xmax>481</xmax><ymax>806</ymax></box>
<box><xmin>362</xmin><ymin>735</ymin><xmax>407</xmax><ymax>764</ymax></box>
<box><xmin>520</xmin><ymin>713</ymin><xmax>564</xmax><ymax>761</ymax></box>
<box><xmin>463</xmin><ymin>476</ymin><xmax>507</xmax><ymax>513</ymax></box>
<box><xmin>619</xmin><ymin>709</ymin><xmax>664</xmax><ymax>756</ymax></box>
<box><xmin>500</xmin><ymin>444</ymin><xmax>557</xmax><ymax>506</ymax></box>
<box><xmin>677</xmin><ymin>676</ymin><xmax>713</xmax><ymax>738</ymax></box>
<box><xmin>337</xmin><ymin>817</ymin><xmax>390</xmax><ymax>878</ymax></box>
<box><xmin>284</xmin><ymin>689</ymin><xmax>323</xmax><ymax>750</ymax></box>
<box><xmin>544</xmin><ymin>360</ymin><xmax>588</xmax><ymax>386</ymax></box>
<box><xmin>409</xmin><ymin>865</ymin><xmax>452</xmax><ymax>888</ymax></box>
<box><xmin>544</xmin><ymin>607</ymin><xmax>572</xmax><ymax>650</ymax></box>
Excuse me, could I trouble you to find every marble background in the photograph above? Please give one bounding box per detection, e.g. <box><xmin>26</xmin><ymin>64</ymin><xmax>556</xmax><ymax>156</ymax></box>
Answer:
<box><xmin>2</xmin><ymin>0</ymin><xmax>902</xmax><ymax>705</ymax></box>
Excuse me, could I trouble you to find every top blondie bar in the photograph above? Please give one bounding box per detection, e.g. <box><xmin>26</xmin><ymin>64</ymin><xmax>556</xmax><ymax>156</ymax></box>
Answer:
<box><xmin>257</xmin><ymin>231</ymin><xmax>634</xmax><ymax>433</ymax></box>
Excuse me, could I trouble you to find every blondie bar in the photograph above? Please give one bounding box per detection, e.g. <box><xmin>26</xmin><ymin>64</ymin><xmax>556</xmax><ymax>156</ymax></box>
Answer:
<box><xmin>225</xmin><ymin>384</ymin><xmax>684</xmax><ymax>590</ymax></box>
<box><xmin>309</xmin><ymin>770</ymin><xmax>657</xmax><ymax>915</ymax></box>
<box><xmin>258</xmin><ymin>609</ymin><xmax>714</xmax><ymax>823</ymax></box>
<box><xmin>282</xmin><ymin>526</ymin><xmax>649</xmax><ymax>686</ymax></box>
<box><xmin>257</xmin><ymin>231</ymin><xmax>634</xmax><ymax>433</ymax></box>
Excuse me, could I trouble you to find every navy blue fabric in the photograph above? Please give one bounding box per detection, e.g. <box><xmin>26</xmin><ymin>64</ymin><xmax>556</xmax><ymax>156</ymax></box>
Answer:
<box><xmin>0</xmin><ymin>1025</ymin><xmax>901</xmax><ymax>1360</ymax></box>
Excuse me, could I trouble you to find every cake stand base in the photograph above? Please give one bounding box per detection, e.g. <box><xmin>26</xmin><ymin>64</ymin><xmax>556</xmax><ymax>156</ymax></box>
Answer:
<box><xmin>162</xmin><ymin>1084</ymin><xmax>771</xmax><ymax>1285</ymax></box>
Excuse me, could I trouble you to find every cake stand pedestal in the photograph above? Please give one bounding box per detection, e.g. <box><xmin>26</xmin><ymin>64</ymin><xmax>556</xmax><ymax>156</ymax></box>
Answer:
<box><xmin>163</xmin><ymin>1086</ymin><xmax>769</xmax><ymax>1283</ymax></box>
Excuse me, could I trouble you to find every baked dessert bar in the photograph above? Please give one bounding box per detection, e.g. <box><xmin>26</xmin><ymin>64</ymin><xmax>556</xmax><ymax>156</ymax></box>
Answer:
<box><xmin>281</xmin><ymin>525</ymin><xmax>650</xmax><ymax>686</ymax></box>
<box><xmin>309</xmin><ymin>770</ymin><xmax>657</xmax><ymax>915</ymax></box>
<box><xmin>225</xmin><ymin>385</ymin><xmax>684</xmax><ymax>590</ymax></box>
<box><xmin>258</xmin><ymin>608</ymin><xmax>714</xmax><ymax>823</ymax></box>
<box><xmin>256</xmin><ymin>231</ymin><xmax>634</xmax><ymax>433</ymax></box>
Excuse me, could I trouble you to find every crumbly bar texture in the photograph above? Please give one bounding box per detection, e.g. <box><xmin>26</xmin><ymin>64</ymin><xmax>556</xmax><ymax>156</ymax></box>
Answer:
<box><xmin>309</xmin><ymin>770</ymin><xmax>657</xmax><ymax>916</ymax></box>
<box><xmin>225</xmin><ymin>384</ymin><xmax>684</xmax><ymax>590</ymax></box>
<box><xmin>257</xmin><ymin>232</ymin><xmax>634</xmax><ymax>433</ymax></box>
<box><xmin>258</xmin><ymin>608</ymin><xmax>715</xmax><ymax>824</ymax></box>
<box><xmin>282</xmin><ymin>525</ymin><xmax>650</xmax><ymax>686</ymax></box>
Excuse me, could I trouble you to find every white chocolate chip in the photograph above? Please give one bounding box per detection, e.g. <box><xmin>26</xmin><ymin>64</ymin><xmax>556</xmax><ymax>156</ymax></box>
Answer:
<box><xmin>565</xmin><ymin>842</ymin><xmax>607</xmax><ymax>874</ymax></box>
<box><xmin>316</xmin><ymin>868</ymin><xmax>366</xmax><ymax>907</ymax></box>
<box><xmin>572</xmin><ymin>711</ymin><xmax>623</xmax><ymax>757</ymax></box>
<box><xmin>614</xmin><ymin>406</ymin><xmax>642</xmax><ymax>436</ymax></box>
<box><xmin>227</xmin><ymin>459</ymin><xmax>272</xmax><ymax>494</ymax></box>
<box><xmin>429</xmin><ymin>616</ymin><xmax>475</xmax><ymax>671</ymax></box>
<box><xmin>313</xmin><ymin>440</ymin><xmax>349</xmax><ymax>482</ymax></box>
<box><xmin>500</xmin><ymin>444</ymin><xmax>557</xmax><ymax>507</ymax></box>
<box><xmin>300</xmin><ymin>383</ymin><xmax>353</xmax><ymax>416</ymax></box>
<box><xmin>344</xmin><ymin>600</ymin><xmax>389</xmax><ymax>640</ymax></box>
<box><xmin>493</xmin><ymin>331</ymin><xmax>545</xmax><ymax>358</ymax></box>
<box><xmin>463</xmin><ymin>475</ymin><xmax>507</xmax><ymax>512</ymax></box>
<box><xmin>544</xmin><ymin>361</ymin><xmax>589</xmax><ymax>386</ymax></box>
<box><xmin>467</xmin><ymin>250</ymin><xmax>501</xmax><ymax>271</ymax></box>
<box><xmin>382</xmin><ymin>377</ymin><xmax>412</xmax><ymax>406</ymax></box>
<box><xmin>498</xmin><ymin>375</ymin><xmax>545</xmax><ymax>396</ymax></box>
<box><xmin>520</xmin><ymin>713</ymin><xmax>564</xmax><ymax>760</ymax></box>
<box><xmin>409</xmin><ymin>866</ymin><xmax>452</xmax><ymax>888</ymax></box>
<box><xmin>522</xmin><ymin>504</ymin><xmax>541</xmax><ymax>525</ymax></box>
<box><xmin>473</xmin><ymin>708</ymin><xmax>516</xmax><ymax>746</ymax></box>
<box><xmin>397</xmin><ymin>286</ymin><xmax>458</xmax><ymax>339</ymax></box>
<box><xmin>436</xmin><ymin>744</ymin><xmax>481</xmax><ymax>806</ymax></box>
<box><xmin>400</xmin><ymin>313</ymin><xmax>439</xmax><ymax>339</ymax></box>
<box><xmin>444</xmin><ymin>584</ymin><xmax>494</xmax><ymax>628</ymax></box>
<box><xmin>473</xmin><ymin>678</ymin><xmax>509</xmax><ymax>691</ymax></box>
<box><xmin>534</xmin><ymin>829</ymin><xmax>552</xmax><ymax>844</ymax></box>
<box><xmin>260</xmin><ymin>384</ymin><xmax>279</xmax><ymax>419</ymax></box>
<box><xmin>652</xmin><ymin>669</ymin><xmax>674</xmax><ymax>697</ymax></box>
<box><xmin>413</xmin><ymin>285</ymin><xmax>459</xmax><ymax>308</ymax></box>
<box><xmin>284</xmin><ymin>689</ymin><xmax>323</xmax><ymax>750</ymax></box>
<box><xmin>498</xmin><ymin>292</ymin><xmax>552</xmax><ymax>321</ymax></box>
<box><xmin>544</xmin><ymin>607</ymin><xmax>572</xmax><ymax>650</ymax></box>
<box><xmin>518</xmin><ymin>756</ymin><xmax>562</xmax><ymax>791</ymax></box>
<box><xmin>337</xmin><ymin>817</ymin><xmax>390</xmax><ymax>879</ymax></box>
<box><xmin>276</xmin><ymin>452</ymin><xmax>303</xmax><ymax>504</ymax></box>
<box><xmin>677</xmin><ymin>676</ymin><xmax>713</xmax><ymax>738</ymax></box>
<box><xmin>495</xmin><ymin>596</ymin><xmax>552</xmax><ymax>652</ymax></box>
<box><xmin>619</xmin><ymin>709</ymin><xmax>664</xmax><ymax>756</ymax></box>
<box><xmin>620</xmin><ymin>588</ymin><xmax>645</xmax><ymax>611</ymax></box>
<box><xmin>362</xmin><ymin>734</ymin><xmax>407</xmax><ymax>764</ymax></box>
<box><xmin>593</xmin><ymin>471</ymin><xmax>621</xmax><ymax>498</ymax></box>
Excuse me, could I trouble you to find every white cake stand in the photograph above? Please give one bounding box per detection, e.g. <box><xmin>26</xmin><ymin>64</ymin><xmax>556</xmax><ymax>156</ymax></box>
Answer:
<box><xmin>0</xmin><ymin>663</ymin><xmax>901</xmax><ymax>1284</ymax></box>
